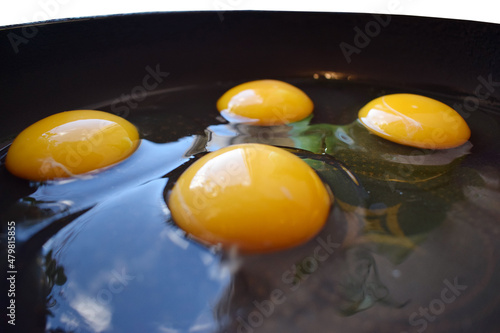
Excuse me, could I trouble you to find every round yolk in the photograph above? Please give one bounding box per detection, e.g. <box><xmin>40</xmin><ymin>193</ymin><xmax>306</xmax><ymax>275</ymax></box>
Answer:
<box><xmin>216</xmin><ymin>80</ymin><xmax>314</xmax><ymax>126</ymax></box>
<box><xmin>168</xmin><ymin>143</ymin><xmax>331</xmax><ymax>253</ymax></box>
<box><xmin>358</xmin><ymin>94</ymin><xmax>471</xmax><ymax>149</ymax></box>
<box><xmin>6</xmin><ymin>110</ymin><xmax>139</xmax><ymax>181</ymax></box>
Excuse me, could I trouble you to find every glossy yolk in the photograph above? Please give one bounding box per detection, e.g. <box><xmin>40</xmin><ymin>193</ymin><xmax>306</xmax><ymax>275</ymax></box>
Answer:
<box><xmin>6</xmin><ymin>110</ymin><xmax>139</xmax><ymax>181</ymax></box>
<box><xmin>168</xmin><ymin>143</ymin><xmax>332</xmax><ymax>253</ymax></box>
<box><xmin>216</xmin><ymin>80</ymin><xmax>314</xmax><ymax>126</ymax></box>
<box><xmin>358</xmin><ymin>94</ymin><xmax>471</xmax><ymax>149</ymax></box>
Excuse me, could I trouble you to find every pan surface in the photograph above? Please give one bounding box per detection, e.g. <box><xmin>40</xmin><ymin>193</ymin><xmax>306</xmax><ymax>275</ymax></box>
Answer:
<box><xmin>1</xmin><ymin>11</ymin><xmax>500</xmax><ymax>333</ymax></box>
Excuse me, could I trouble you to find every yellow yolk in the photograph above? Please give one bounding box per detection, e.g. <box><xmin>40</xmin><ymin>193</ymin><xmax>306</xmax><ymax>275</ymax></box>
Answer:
<box><xmin>168</xmin><ymin>143</ymin><xmax>331</xmax><ymax>253</ymax></box>
<box><xmin>216</xmin><ymin>80</ymin><xmax>314</xmax><ymax>126</ymax></box>
<box><xmin>358</xmin><ymin>94</ymin><xmax>471</xmax><ymax>149</ymax></box>
<box><xmin>6</xmin><ymin>110</ymin><xmax>139</xmax><ymax>181</ymax></box>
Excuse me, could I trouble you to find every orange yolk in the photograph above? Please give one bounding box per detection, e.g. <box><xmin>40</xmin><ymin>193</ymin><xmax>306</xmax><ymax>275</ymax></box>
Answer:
<box><xmin>6</xmin><ymin>110</ymin><xmax>139</xmax><ymax>180</ymax></box>
<box><xmin>216</xmin><ymin>80</ymin><xmax>314</xmax><ymax>126</ymax></box>
<box><xmin>168</xmin><ymin>143</ymin><xmax>331</xmax><ymax>253</ymax></box>
<box><xmin>358</xmin><ymin>94</ymin><xmax>471</xmax><ymax>149</ymax></box>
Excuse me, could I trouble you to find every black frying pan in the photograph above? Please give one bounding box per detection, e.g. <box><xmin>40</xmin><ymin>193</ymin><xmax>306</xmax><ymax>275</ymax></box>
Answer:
<box><xmin>1</xmin><ymin>11</ymin><xmax>499</xmax><ymax>333</ymax></box>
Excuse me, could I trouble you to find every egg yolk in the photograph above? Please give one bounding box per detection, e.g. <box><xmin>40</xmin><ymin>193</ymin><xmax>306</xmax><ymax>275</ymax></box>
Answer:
<box><xmin>6</xmin><ymin>110</ymin><xmax>139</xmax><ymax>181</ymax></box>
<box><xmin>168</xmin><ymin>143</ymin><xmax>331</xmax><ymax>253</ymax></box>
<box><xmin>216</xmin><ymin>80</ymin><xmax>314</xmax><ymax>126</ymax></box>
<box><xmin>358</xmin><ymin>94</ymin><xmax>471</xmax><ymax>149</ymax></box>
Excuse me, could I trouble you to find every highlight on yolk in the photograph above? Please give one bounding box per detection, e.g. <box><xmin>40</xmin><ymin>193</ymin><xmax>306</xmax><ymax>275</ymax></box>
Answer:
<box><xmin>6</xmin><ymin>110</ymin><xmax>140</xmax><ymax>181</ymax></box>
<box><xmin>358</xmin><ymin>94</ymin><xmax>471</xmax><ymax>149</ymax></box>
<box><xmin>168</xmin><ymin>143</ymin><xmax>332</xmax><ymax>253</ymax></box>
<box><xmin>216</xmin><ymin>79</ymin><xmax>314</xmax><ymax>126</ymax></box>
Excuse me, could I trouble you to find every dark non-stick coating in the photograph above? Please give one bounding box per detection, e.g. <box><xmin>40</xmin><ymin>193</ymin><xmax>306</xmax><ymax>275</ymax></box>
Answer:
<box><xmin>1</xmin><ymin>11</ymin><xmax>500</xmax><ymax>138</ymax></box>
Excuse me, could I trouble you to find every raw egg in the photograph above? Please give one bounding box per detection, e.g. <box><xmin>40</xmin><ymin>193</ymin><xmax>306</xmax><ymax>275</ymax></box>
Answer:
<box><xmin>168</xmin><ymin>143</ymin><xmax>331</xmax><ymax>253</ymax></box>
<box><xmin>216</xmin><ymin>80</ymin><xmax>314</xmax><ymax>126</ymax></box>
<box><xmin>6</xmin><ymin>110</ymin><xmax>139</xmax><ymax>181</ymax></box>
<box><xmin>358</xmin><ymin>94</ymin><xmax>471</xmax><ymax>149</ymax></box>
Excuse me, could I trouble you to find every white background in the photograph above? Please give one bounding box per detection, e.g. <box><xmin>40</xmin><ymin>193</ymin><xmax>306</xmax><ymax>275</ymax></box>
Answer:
<box><xmin>1</xmin><ymin>0</ymin><xmax>499</xmax><ymax>27</ymax></box>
